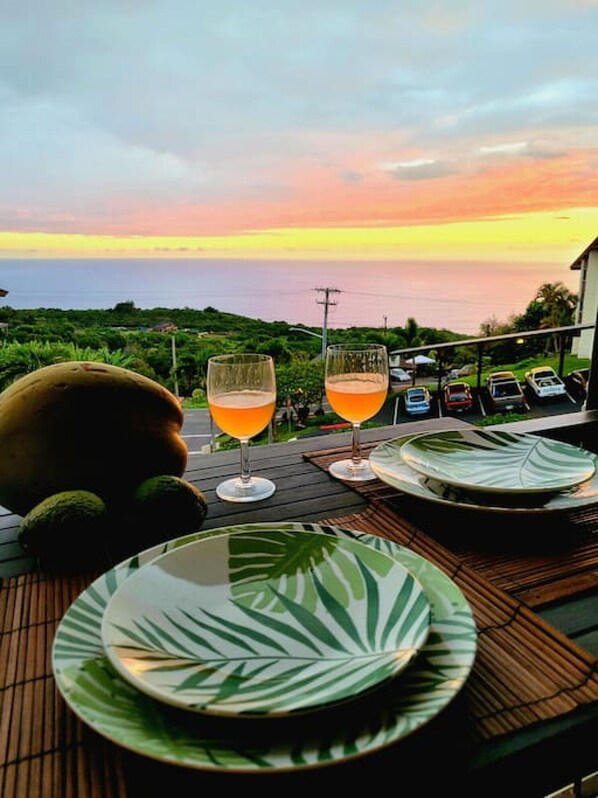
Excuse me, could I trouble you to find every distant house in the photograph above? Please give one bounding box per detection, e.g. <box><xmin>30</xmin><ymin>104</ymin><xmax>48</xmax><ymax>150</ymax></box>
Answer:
<box><xmin>152</xmin><ymin>321</ymin><xmax>177</xmax><ymax>333</ymax></box>
<box><xmin>570</xmin><ymin>236</ymin><xmax>598</xmax><ymax>359</ymax></box>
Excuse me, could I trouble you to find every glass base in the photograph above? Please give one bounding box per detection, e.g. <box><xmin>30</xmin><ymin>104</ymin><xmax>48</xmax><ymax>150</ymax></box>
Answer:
<box><xmin>216</xmin><ymin>476</ymin><xmax>276</xmax><ymax>503</ymax></box>
<box><xmin>328</xmin><ymin>458</ymin><xmax>378</xmax><ymax>482</ymax></box>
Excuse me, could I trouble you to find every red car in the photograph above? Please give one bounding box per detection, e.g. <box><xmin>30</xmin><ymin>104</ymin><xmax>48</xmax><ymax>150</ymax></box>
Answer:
<box><xmin>443</xmin><ymin>381</ymin><xmax>473</xmax><ymax>413</ymax></box>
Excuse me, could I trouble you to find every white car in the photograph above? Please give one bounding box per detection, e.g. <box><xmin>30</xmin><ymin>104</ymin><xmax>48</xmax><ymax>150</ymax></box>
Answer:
<box><xmin>390</xmin><ymin>367</ymin><xmax>411</xmax><ymax>384</ymax></box>
<box><xmin>525</xmin><ymin>366</ymin><xmax>566</xmax><ymax>400</ymax></box>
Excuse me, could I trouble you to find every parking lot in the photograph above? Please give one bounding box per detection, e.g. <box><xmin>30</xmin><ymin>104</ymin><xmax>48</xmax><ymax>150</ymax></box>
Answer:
<box><xmin>382</xmin><ymin>376</ymin><xmax>585</xmax><ymax>426</ymax></box>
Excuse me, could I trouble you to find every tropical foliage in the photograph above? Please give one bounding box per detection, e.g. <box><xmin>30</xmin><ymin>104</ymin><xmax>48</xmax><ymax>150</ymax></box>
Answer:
<box><xmin>479</xmin><ymin>280</ymin><xmax>578</xmax><ymax>362</ymax></box>
<box><xmin>275</xmin><ymin>360</ymin><xmax>325</xmax><ymax>421</ymax></box>
<box><xmin>0</xmin><ymin>341</ymin><xmax>134</xmax><ymax>391</ymax></box>
<box><xmin>0</xmin><ymin>301</ymin><xmax>464</xmax><ymax>397</ymax></box>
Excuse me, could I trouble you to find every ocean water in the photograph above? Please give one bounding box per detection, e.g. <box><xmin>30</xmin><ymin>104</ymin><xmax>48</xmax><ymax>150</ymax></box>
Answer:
<box><xmin>0</xmin><ymin>258</ymin><xmax>580</xmax><ymax>336</ymax></box>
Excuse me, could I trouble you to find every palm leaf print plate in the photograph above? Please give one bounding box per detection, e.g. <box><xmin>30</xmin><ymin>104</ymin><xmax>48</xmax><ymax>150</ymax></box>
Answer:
<box><xmin>53</xmin><ymin>522</ymin><xmax>477</xmax><ymax>773</ymax></box>
<box><xmin>101</xmin><ymin>530</ymin><xmax>431</xmax><ymax>717</ymax></box>
<box><xmin>370</xmin><ymin>434</ymin><xmax>598</xmax><ymax>514</ymax></box>
<box><xmin>399</xmin><ymin>429</ymin><xmax>596</xmax><ymax>495</ymax></box>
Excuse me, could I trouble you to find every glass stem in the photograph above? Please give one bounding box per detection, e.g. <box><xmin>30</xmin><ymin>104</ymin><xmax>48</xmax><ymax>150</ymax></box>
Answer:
<box><xmin>239</xmin><ymin>439</ymin><xmax>252</xmax><ymax>485</ymax></box>
<box><xmin>351</xmin><ymin>423</ymin><xmax>362</xmax><ymax>466</ymax></box>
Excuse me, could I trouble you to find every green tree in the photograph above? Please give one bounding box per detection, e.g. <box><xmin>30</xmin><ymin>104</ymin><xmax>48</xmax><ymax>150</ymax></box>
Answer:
<box><xmin>479</xmin><ymin>314</ymin><xmax>508</xmax><ymax>337</ymax></box>
<box><xmin>111</xmin><ymin>300</ymin><xmax>137</xmax><ymax>315</ymax></box>
<box><xmin>275</xmin><ymin>360</ymin><xmax>325</xmax><ymax>425</ymax></box>
<box><xmin>515</xmin><ymin>282</ymin><xmax>578</xmax><ymax>353</ymax></box>
<box><xmin>404</xmin><ymin>317</ymin><xmax>422</xmax><ymax>347</ymax></box>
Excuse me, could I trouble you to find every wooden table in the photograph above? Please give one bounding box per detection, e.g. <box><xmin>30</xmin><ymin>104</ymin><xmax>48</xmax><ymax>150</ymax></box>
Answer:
<box><xmin>2</xmin><ymin>415</ymin><xmax>598</xmax><ymax>798</ymax></box>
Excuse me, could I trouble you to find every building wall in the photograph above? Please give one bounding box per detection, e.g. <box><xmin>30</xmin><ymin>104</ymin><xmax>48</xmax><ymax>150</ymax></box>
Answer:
<box><xmin>573</xmin><ymin>250</ymin><xmax>598</xmax><ymax>359</ymax></box>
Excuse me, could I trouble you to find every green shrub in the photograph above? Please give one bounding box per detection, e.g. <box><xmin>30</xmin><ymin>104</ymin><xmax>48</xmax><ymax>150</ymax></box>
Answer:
<box><xmin>475</xmin><ymin>412</ymin><xmax>530</xmax><ymax>426</ymax></box>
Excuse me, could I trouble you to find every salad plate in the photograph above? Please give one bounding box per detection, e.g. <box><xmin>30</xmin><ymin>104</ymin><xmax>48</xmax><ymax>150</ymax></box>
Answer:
<box><xmin>53</xmin><ymin>521</ymin><xmax>476</xmax><ymax>773</ymax></box>
<box><xmin>370</xmin><ymin>434</ymin><xmax>598</xmax><ymax>514</ymax></box>
<box><xmin>399</xmin><ymin>429</ymin><xmax>596</xmax><ymax>495</ymax></box>
<box><xmin>101</xmin><ymin>529</ymin><xmax>431</xmax><ymax>717</ymax></box>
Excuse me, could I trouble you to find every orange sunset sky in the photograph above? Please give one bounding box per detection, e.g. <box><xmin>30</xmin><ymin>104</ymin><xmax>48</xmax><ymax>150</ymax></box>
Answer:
<box><xmin>0</xmin><ymin>2</ymin><xmax>597</xmax><ymax>265</ymax></box>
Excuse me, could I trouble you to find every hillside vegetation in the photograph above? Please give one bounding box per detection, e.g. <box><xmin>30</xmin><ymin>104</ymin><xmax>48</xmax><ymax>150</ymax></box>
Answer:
<box><xmin>0</xmin><ymin>281</ymin><xmax>581</xmax><ymax>416</ymax></box>
<box><xmin>0</xmin><ymin>301</ymin><xmax>467</xmax><ymax>397</ymax></box>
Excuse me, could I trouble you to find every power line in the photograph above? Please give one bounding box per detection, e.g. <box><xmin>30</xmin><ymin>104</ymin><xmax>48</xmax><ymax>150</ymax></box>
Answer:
<box><xmin>341</xmin><ymin>288</ymin><xmax>508</xmax><ymax>308</ymax></box>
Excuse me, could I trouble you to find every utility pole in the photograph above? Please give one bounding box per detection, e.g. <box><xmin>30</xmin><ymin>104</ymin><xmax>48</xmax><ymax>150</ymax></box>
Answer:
<box><xmin>315</xmin><ymin>287</ymin><xmax>340</xmax><ymax>358</ymax></box>
<box><xmin>171</xmin><ymin>334</ymin><xmax>179</xmax><ymax>398</ymax></box>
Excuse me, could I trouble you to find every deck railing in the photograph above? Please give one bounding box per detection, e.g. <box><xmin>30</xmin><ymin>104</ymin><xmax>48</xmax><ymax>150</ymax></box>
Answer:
<box><xmin>390</xmin><ymin>319</ymin><xmax>596</xmax><ymax>407</ymax></box>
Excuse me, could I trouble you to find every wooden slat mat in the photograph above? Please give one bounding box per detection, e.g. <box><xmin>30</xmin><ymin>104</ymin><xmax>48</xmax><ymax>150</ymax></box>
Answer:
<box><xmin>320</xmin><ymin>500</ymin><xmax>598</xmax><ymax>742</ymax></box>
<box><xmin>3</xmin><ymin>507</ymin><xmax>598</xmax><ymax>797</ymax></box>
<box><xmin>304</xmin><ymin>443</ymin><xmax>598</xmax><ymax>607</ymax></box>
<box><xmin>0</xmin><ymin>571</ymin><xmax>128</xmax><ymax>798</ymax></box>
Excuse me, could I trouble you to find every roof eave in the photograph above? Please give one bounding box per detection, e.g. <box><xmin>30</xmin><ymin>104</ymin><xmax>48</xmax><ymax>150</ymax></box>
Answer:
<box><xmin>569</xmin><ymin>236</ymin><xmax>598</xmax><ymax>270</ymax></box>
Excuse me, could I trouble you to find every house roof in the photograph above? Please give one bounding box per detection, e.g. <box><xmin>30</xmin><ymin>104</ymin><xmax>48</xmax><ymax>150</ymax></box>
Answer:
<box><xmin>152</xmin><ymin>321</ymin><xmax>177</xmax><ymax>331</ymax></box>
<box><xmin>569</xmin><ymin>236</ymin><xmax>598</xmax><ymax>270</ymax></box>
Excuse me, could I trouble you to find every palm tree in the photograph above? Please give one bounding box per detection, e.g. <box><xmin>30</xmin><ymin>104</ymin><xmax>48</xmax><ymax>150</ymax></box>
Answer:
<box><xmin>404</xmin><ymin>317</ymin><xmax>421</xmax><ymax>347</ymax></box>
<box><xmin>534</xmin><ymin>282</ymin><xmax>578</xmax><ymax>352</ymax></box>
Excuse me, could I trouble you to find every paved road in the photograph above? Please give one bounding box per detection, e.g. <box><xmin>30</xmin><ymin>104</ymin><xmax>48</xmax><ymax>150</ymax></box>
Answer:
<box><xmin>181</xmin><ymin>408</ymin><xmax>215</xmax><ymax>455</ymax></box>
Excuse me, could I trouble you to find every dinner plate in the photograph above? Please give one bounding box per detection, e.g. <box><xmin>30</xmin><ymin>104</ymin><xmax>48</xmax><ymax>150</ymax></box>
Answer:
<box><xmin>52</xmin><ymin>522</ymin><xmax>476</xmax><ymax>773</ymax></box>
<box><xmin>399</xmin><ymin>429</ymin><xmax>596</xmax><ymax>495</ymax></box>
<box><xmin>370</xmin><ymin>434</ymin><xmax>598</xmax><ymax>514</ymax></box>
<box><xmin>101</xmin><ymin>529</ymin><xmax>431</xmax><ymax>717</ymax></box>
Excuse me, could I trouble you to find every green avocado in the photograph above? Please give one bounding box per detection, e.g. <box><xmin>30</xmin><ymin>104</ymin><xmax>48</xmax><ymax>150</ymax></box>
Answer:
<box><xmin>131</xmin><ymin>475</ymin><xmax>208</xmax><ymax>546</ymax></box>
<box><xmin>19</xmin><ymin>490</ymin><xmax>109</xmax><ymax>571</ymax></box>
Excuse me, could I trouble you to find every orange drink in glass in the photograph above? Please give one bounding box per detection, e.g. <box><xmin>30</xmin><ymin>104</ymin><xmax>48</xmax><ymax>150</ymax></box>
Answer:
<box><xmin>208</xmin><ymin>391</ymin><xmax>276</xmax><ymax>440</ymax></box>
<box><xmin>325</xmin><ymin>376</ymin><xmax>388</xmax><ymax>424</ymax></box>
<box><xmin>325</xmin><ymin>344</ymin><xmax>389</xmax><ymax>481</ymax></box>
<box><xmin>207</xmin><ymin>354</ymin><xmax>276</xmax><ymax>502</ymax></box>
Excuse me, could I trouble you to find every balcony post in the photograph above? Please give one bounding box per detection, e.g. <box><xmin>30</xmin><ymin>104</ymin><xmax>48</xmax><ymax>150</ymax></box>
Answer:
<box><xmin>586</xmin><ymin>307</ymin><xmax>598</xmax><ymax>411</ymax></box>
<box><xmin>558</xmin><ymin>336</ymin><xmax>566</xmax><ymax>377</ymax></box>
<box><xmin>476</xmin><ymin>344</ymin><xmax>483</xmax><ymax>391</ymax></box>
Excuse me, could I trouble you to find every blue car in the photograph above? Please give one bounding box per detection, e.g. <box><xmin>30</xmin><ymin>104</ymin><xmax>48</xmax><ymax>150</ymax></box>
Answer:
<box><xmin>404</xmin><ymin>386</ymin><xmax>432</xmax><ymax>415</ymax></box>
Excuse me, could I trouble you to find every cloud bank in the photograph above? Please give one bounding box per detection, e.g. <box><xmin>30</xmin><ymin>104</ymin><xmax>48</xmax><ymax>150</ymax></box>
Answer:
<box><xmin>0</xmin><ymin>0</ymin><xmax>597</xmax><ymax>237</ymax></box>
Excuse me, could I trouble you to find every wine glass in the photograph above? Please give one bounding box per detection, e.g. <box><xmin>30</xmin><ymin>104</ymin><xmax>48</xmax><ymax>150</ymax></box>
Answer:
<box><xmin>207</xmin><ymin>353</ymin><xmax>277</xmax><ymax>502</ymax></box>
<box><xmin>325</xmin><ymin>343</ymin><xmax>389</xmax><ymax>481</ymax></box>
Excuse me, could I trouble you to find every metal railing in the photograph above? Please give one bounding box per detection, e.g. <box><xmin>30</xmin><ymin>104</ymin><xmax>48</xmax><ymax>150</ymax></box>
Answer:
<box><xmin>390</xmin><ymin>320</ymin><xmax>596</xmax><ymax>408</ymax></box>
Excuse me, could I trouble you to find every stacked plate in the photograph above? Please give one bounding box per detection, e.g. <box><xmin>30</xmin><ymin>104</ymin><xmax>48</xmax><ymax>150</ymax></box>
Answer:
<box><xmin>369</xmin><ymin>429</ymin><xmax>598</xmax><ymax>514</ymax></box>
<box><xmin>52</xmin><ymin>521</ymin><xmax>477</xmax><ymax>774</ymax></box>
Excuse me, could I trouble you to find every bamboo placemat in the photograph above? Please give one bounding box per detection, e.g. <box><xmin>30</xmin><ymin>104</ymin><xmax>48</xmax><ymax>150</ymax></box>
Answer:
<box><xmin>319</xmin><ymin>500</ymin><xmax>598</xmax><ymax>742</ymax></box>
<box><xmin>0</xmin><ymin>571</ymin><xmax>128</xmax><ymax>798</ymax></box>
<box><xmin>304</xmin><ymin>443</ymin><xmax>598</xmax><ymax>607</ymax></box>
<box><xmin>2</xmin><ymin>502</ymin><xmax>598</xmax><ymax>797</ymax></box>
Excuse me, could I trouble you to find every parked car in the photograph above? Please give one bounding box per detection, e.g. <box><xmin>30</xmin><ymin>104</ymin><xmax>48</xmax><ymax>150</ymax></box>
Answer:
<box><xmin>390</xmin><ymin>367</ymin><xmax>412</xmax><ymax>385</ymax></box>
<box><xmin>566</xmin><ymin>368</ymin><xmax>590</xmax><ymax>400</ymax></box>
<box><xmin>404</xmin><ymin>386</ymin><xmax>432</xmax><ymax>415</ymax></box>
<box><xmin>486</xmin><ymin>371</ymin><xmax>527</xmax><ymax>413</ymax></box>
<box><xmin>524</xmin><ymin>366</ymin><xmax>566</xmax><ymax>400</ymax></box>
<box><xmin>443</xmin><ymin>381</ymin><xmax>474</xmax><ymax>413</ymax></box>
